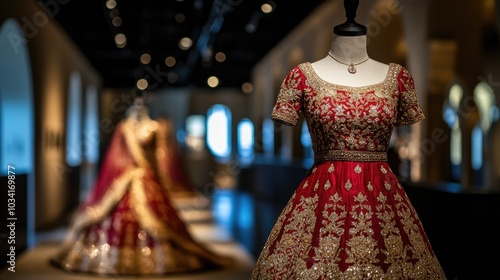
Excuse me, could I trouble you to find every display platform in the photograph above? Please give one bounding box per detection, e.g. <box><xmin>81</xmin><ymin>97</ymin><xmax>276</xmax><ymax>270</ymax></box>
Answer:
<box><xmin>0</xmin><ymin>217</ymin><xmax>255</xmax><ymax>280</ymax></box>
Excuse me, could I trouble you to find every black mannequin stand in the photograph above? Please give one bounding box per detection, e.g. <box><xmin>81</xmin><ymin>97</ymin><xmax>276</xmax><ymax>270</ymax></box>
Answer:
<box><xmin>333</xmin><ymin>0</ymin><xmax>367</xmax><ymax>36</ymax></box>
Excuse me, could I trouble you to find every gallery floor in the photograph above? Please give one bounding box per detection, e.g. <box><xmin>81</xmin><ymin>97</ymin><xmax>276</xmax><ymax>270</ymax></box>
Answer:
<box><xmin>0</xmin><ymin>190</ymin><xmax>256</xmax><ymax>280</ymax></box>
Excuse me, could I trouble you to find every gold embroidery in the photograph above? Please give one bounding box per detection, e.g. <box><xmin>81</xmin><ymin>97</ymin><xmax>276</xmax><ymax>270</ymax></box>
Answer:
<box><xmin>345</xmin><ymin>180</ymin><xmax>352</xmax><ymax>191</ymax></box>
<box><xmin>354</xmin><ymin>164</ymin><xmax>362</xmax><ymax>174</ymax></box>
<box><xmin>271</xmin><ymin>67</ymin><xmax>303</xmax><ymax>126</ymax></box>
<box><xmin>384</xmin><ymin>181</ymin><xmax>391</xmax><ymax>191</ymax></box>
<box><xmin>315</xmin><ymin>150</ymin><xmax>387</xmax><ymax>162</ymax></box>
<box><xmin>367</xmin><ymin>181</ymin><xmax>373</xmax><ymax>191</ymax></box>
<box><xmin>328</xmin><ymin>163</ymin><xmax>335</xmax><ymax>173</ymax></box>
<box><xmin>63</xmin><ymin>168</ymin><xmax>140</xmax><ymax>244</ymax></box>
<box><xmin>56</xmin><ymin>239</ymin><xmax>206</xmax><ymax>275</ymax></box>
<box><xmin>251</xmin><ymin>176</ymin><xmax>446</xmax><ymax>279</ymax></box>
<box><xmin>271</xmin><ymin>63</ymin><xmax>426</xmax><ymax>164</ymax></box>
<box><xmin>381</xmin><ymin>165</ymin><xmax>388</xmax><ymax>174</ymax></box>
<box><xmin>324</xmin><ymin>180</ymin><xmax>331</xmax><ymax>190</ymax></box>
<box><xmin>302</xmin><ymin>181</ymin><xmax>309</xmax><ymax>189</ymax></box>
<box><xmin>314</xmin><ymin>180</ymin><xmax>319</xmax><ymax>191</ymax></box>
<box><xmin>129</xmin><ymin>178</ymin><xmax>232</xmax><ymax>268</ymax></box>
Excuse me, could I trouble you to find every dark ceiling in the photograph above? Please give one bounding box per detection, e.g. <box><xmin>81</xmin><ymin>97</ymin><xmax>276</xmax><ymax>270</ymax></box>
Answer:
<box><xmin>52</xmin><ymin>0</ymin><xmax>326</xmax><ymax>90</ymax></box>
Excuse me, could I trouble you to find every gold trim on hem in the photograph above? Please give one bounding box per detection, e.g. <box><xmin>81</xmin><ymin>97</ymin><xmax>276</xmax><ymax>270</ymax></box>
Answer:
<box><xmin>315</xmin><ymin>150</ymin><xmax>387</xmax><ymax>162</ymax></box>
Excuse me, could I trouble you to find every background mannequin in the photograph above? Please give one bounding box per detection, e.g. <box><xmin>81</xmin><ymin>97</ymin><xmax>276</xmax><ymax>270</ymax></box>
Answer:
<box><xmin>311</xmin><ymin>0</ymin><xmax>389</xmax><ymax>87</ymax></box>
<box><xmin>126</xmin><ymin>96</ymin><xmax>151</xmax><ymax>122</ymax></box>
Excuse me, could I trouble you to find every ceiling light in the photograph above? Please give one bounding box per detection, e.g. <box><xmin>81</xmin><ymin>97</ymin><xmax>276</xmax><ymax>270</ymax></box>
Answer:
<box><xmin>112</xmin><ymin>17</ymin><xmax>122</xmax><ymax>27</ymax></box>
<box><xmin>109</xmin><ymin>9</ymin><xmax>119</xmax><ymax>18</ymax></box>
<box><xmin>175</xmin><ymin>13</ymin><xmax>186</xmax><ymax>23</ymax></box>
<box><xmin>207</xmin><ymin>76</ymin><xmax>219</xmax><ymax>88</ymax></box>
<box><xmin>137</xmin><ymin>79</ymin><xmax>148</xmax><ymax>90</ymax></box>
<box><xmin>140</xmin><ymin>53</ymin><xmax>151</xmax><ymax>64</ymax></box>
<box><xmin>165</xmin><ymin>56</ymin><xmax>176</xmax><ymax>67</ymax></box>
<box><xmin>179</xmin><ymin>37</ymin><xmax>193</xmax><ymax>50</ymax></box>
<box><xmin>114</xmin><ymin>33</ymin><xmax>127</xmax><ymax>48</ymax></box>
<box><xmin>215</xmin><ymin>52</ymin><xmax>226</xmax><ymax>62</ymax></box>
<box><xmin>261</xmin><ymin>3</ymin><xmax>274</xmax><ymax>13</ymax></box>
<box><xmin>242</xmin><ymin>82</ymin><xmax>253</xmax><ymax>94</ymax></box>
<box><xmin>167</xmin><ymin>72</ymin><xmax>178</xmax><ymax>83</ymax></box>
<box><xmin>106</xmin><ymin>0</ymin><xmax>117</xmax><ymax>10</ymax></box>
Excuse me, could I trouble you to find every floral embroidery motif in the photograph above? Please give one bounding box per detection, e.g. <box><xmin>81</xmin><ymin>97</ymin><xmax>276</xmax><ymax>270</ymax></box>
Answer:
<box><xmin>354</xmin><ymin>164</ymin><xmax>362</xmax><ymax>174</ymax></box>
<box><xmin>384</xmin><ymin>181</ymin><xmax>391</xmax><ymax>191</ymax></box>
<box><xmin>345</xmin><ymin>180</ymin><xmax>352</xmax><ymax>191</ymax></box>
<box><xmin>367</xmin><ymin>181</ymin><xmax>373</xmax><ymax>191</ymax></box>
<box><xmin>324</xmin><ymin>180</ymin><xmax>331</xmax><ymax>190</ymax></box>
<box><xmin>328</xmin><ymin>163</ymin><xmax>335</xmax><ymax>173</ymax></box>
<box><xmin>381</xmin><ymin>165</ymin><xmax>388</xmax><ymax>174</ymax></box>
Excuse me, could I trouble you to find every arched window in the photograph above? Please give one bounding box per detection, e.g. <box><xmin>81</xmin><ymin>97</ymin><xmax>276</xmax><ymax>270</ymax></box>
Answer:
<box><xmin>237</xmin><ymin>118</ymin><xmax>254</xmax><ymax>158</ymax></box>
<box><xmin>443</xmin><ymin>84</ymin><xmax>463</xmax><ymax>181</ymax></box>
<box><xmin>206</xmin><ymin>104</ymin><xmax>231</xmax><ymax>158</ymax></box>
<box><xmin>474</xmin><ymin>82</ymin><xmax>498</xmax><ymax>133</ymax></box>
<box><xmin>0</xmin><ymin>19</ymin><xmax>34</xmax><ymax>174</ymax></box>
<box><xmin>0</xmin><ymin>18</ymin><xmax>35</xmax><ymax>247</ymax></box>
<box><xmin>472</xmin><ymin>82</ymin><xmax>497</xmax><ymax>177</ymax></box>
<box><xmin>66</xmin><ymin>72</ymin><xmax>83</xmax><ymax>166</ymax></box>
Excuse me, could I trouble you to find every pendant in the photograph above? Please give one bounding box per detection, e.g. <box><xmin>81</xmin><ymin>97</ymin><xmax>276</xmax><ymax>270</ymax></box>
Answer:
<box><xmin>348</xmin><ymin>63</ymin><xmax>356</xmax><ymax>74</ymax></box>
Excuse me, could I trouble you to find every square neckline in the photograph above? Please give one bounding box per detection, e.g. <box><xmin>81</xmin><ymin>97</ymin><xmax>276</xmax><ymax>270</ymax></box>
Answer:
<box><xmin>301</xmin><ymin>62</ymin><xmax>399</xmax><ymax>92</ymax></box>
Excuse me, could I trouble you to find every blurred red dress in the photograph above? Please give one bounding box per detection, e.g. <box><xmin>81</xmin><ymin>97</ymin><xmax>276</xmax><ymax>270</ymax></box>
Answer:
<box><xmin>52</xmin><ymin>117</ymin><xmax>232</xmax><ymax>275</ymax></box>
<box><xmin>251</xmin><ymin>63</ymin><xmax>446</xmax><ymax>279</ymax></box>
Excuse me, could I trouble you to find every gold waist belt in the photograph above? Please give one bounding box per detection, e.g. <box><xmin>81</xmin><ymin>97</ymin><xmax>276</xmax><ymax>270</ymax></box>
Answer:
<box><xmin>314</xmin><ymin>150</ymin><xmax>387</xmax><ymax>162</ymax></box>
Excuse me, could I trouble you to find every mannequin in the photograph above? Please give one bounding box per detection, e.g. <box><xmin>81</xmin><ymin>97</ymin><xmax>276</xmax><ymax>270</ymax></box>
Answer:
<box><xmin>250</xmin><ymin>0</ymin><xmax>446</xmax><ymax>278</ymax></box>
<box><xmin>126</xmin><ymin>96</ymin><xmax>151</xmax><ymax>122</ymax></box>
<box><xmin>51</xmin><ymin>95</ymin><xmax>233</xmax><ymax>275</ymax></box>
<box><xmin>311</xmin><ymin>0</ymin><xmax>389</xmax><ymax>87</ymax></box>
<box><xmin>125</xmin><ymin>97</ymin><xmax>158</xmax><ymax>143</ymax></box>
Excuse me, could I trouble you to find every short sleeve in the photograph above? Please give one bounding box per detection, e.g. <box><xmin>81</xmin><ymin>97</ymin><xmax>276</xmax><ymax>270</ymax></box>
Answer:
<box><xmin>271</xmin><ymin>66</ymin><xmax>304</xmax><ymax>126</ymax></box>
<box><xmin>395</xmin><ymin>67</ymin><xmax>425</xmax><ymax>126</ymax></box>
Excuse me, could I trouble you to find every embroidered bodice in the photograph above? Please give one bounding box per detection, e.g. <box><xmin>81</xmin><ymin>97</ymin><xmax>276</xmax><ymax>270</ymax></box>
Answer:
<box><xmin>271</xmin><ymin>62</ymin><xmax>424</xmax><ymax>162</ymax></box>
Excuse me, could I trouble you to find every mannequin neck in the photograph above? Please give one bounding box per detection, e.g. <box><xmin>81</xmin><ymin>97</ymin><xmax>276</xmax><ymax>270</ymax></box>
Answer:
<box><xmin>127</xmin><ymin>106</ymin><xmax>151</xmax><ymax>122</ymax></box>
<box><xmin>329</xmin><ymin>35</ymin><xmax>369</xmax><ymax>65</ymax></box>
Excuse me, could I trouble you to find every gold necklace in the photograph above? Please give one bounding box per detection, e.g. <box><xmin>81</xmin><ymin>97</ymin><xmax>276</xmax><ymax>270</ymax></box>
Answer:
<box><xmin>328</xmin><ymin>52</ymin><xmax>370</xmax><ymax>74</ymax></box>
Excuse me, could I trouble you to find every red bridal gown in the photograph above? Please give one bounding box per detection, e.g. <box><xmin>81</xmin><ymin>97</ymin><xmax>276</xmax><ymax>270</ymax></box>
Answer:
<box><xmin>51</xmin><ymin>118</ymin><xmax>232</xmax><ymax>275</ymax></box>
<box><xmin>251</xmin><ymin>63</ymin><xmax>446</xmax><ymax>279</ymax></box>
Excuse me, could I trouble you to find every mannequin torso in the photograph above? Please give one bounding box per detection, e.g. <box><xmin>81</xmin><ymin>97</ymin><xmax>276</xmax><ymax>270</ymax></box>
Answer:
<box><xmin>311</xmin><ymin>35</ymin><xmax>390</xmax><ymax>87</ymax></box>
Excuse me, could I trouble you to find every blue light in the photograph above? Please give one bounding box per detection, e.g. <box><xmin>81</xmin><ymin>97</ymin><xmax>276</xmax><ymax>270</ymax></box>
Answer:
<box><xmin>207</xmin><ymin>104</ymin><xmax>231</xmax><ymax>158</ymax></box>
<box><xmin>237</xmin><ymin>118</ymin><xmax>254</xmax><ymax>158</ymax></box>
<box><xmin>84</xmin><ymin>86</ymin><xmax>99</xmax><ymax>163</ymax></box>
<box><xmin>66</xmin><ymin>72</ymin><xmax>83</xmax><ymax>166</ymax></box>
<box><xmin>471</xmin><ymin>124</ymin><xmax>482</xmax><ymax>170</ymax></box>
<box><xmin>262</xmin><ymin>118</ymin><xmax>274</xmax><ymax>155</ymax></box>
